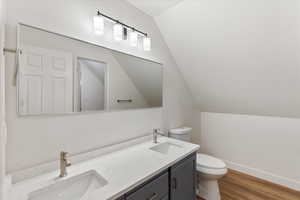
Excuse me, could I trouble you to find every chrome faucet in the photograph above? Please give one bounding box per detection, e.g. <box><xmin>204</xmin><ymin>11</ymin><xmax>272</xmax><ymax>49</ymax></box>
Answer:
<box><xmin>153</xmin><ymin>128</ymin><xmax>165</xmax><ymax>143</ymax></box>
<box><xmin>59</xmin><ymin>151</ymin><xmax>71</xmax><ymax>178</ymax></box>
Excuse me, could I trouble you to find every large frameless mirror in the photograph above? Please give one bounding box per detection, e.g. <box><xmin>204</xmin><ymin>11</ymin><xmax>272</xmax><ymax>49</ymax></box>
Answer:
<box><xmin>17</xmin><ymin>24</ymin><xmax>163</xmax><ymax>116</ymax></box>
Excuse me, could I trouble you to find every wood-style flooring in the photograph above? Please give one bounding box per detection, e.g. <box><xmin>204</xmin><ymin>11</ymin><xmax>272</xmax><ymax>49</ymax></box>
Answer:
<box><xmin>197</xmin><ymin>169</ymin><xmax>300</xmax><ymax>200</ymax></box>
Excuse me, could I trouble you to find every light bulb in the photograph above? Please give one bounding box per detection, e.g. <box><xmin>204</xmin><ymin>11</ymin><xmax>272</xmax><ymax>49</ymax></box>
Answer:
<box><xmin>93</xmin><ymin>15</ymin><xmax>104</xmax><ymax>35</ymax></box>
<box><xmin>130</xmin><ymin>31</ymin><xmax>138</xmax><ymax>47</ymax></box>
<box><xmin>143</xmin><ymin>37</ymin><xmax>151</xmax><ymax>51</ymax></box>
<box><xmin>113</xmin><ymin>23</ymin><xmax>123</xmax><ymax>41</ymax></box>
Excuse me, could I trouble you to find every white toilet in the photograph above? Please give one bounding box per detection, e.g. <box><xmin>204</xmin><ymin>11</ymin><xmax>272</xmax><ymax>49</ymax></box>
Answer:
<box><xmin>169</xmin><ymin>127</ymin><xmax>227</xmax><ymax>200</ymax></box>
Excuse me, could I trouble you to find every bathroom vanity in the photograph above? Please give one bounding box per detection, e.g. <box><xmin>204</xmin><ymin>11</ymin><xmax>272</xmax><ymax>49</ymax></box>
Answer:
<box><xmin>6</xmin><ymin>23</ymin><xmax>199</xmax><ymax>200</ymax></box>
<box><xmin>117</xmin><ymin>153</ymin><xmax>196</xmax><ymax>200</ymax></box>
<box><xmin>8</xmin><ymin>137</ymin><xmax>199</xmax><ymax>200</ymax></box>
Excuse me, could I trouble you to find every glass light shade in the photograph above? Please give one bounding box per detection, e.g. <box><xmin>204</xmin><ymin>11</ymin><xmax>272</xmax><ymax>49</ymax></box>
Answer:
<box><xmin>93</xmin><ymin>15</ymin><xmax>104</xmax><ymax>35</ymax></box>
<box><xmin>130</xmin><ymin>31</ymin><xmax>138</xmax><ymax>47</ymax></box>
<box><xmin>143</xmin><ymin>37</ymin><xmax>151</xmax><ymax>51</ymax></box>
<box><xmin>113</xmin><ymin>23</ymin><xmax>123</xmax><ymax>41</ymax></box>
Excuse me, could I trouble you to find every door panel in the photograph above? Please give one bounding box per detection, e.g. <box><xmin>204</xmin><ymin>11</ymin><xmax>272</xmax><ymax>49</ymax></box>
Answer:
<box><xmin>19</xmin><ymin>45</ymin><xmax>73</xmax><ymax>115</ymax></box>
<box><xmin>170</xmin><ymin>154</ymin><xmax>196</xmax><ymax>200</ymax></box>
<box><xmin>50</xmin><ymin>77</ymin><xmax>67</xmax><ymax>112</ymax></box>
<box><xmin>19</xmin><ymin>49</ymin><xmax>45</xmax><ymax>115</ymax></box>
<box><xmin>20</xmin><ymin>75</ymin><xmax>43</xmax><ymax>114</ymax></box>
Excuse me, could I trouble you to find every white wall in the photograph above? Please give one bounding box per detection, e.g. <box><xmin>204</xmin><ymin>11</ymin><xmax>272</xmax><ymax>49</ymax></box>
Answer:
<box><xmin>108</xmin><ymin>53</ymin><xmax>150</xmax><ymax>110</ymax></box>
<box><xmin>0</xmin><ymin>0</ymin><xmax>6</xmax><ymax>197</ymax></box>
<box><xmin>5</xmin><ymin>0</ymin><xmax>194</xmax><ymax>174</ymax></box>
<box><xmin>155</xmin><ymin>0</ymin><xmax>300</xmax><ymax>118</ymax></box>
<box><xmin>198</xmin><ymin>112</ymin><xmax>300</xmax><ymax>191</ymax></box>
<box><xmin>126</xmin><ymin>0</ymin><xmax>185</xmax><ymax>17</ymax></box>
<box><xmin>79</xmin><ymin>59</ymin><xmax>106</xmax><ymax>111</ymax></box>
<box><xmin>155</xmin><ymin>0</ymin><xmax>300</xmax><ymax>191</ymax></box>
<box><xmin>112</xmin><ymin>51</ymin><xmax>163</xmax><ymax>107</ymax></box>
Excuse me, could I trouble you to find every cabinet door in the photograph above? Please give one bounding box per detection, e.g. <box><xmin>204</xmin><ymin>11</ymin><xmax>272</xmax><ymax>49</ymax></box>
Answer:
<box><xmin>161</xmin><ymin>196</ymin><xmax>169</xmax><ymax>200</ymax></box>
<box><xmin>170</xmin><ymin>154</ymin><xmax>196</xmax><ymax>200</ymax></box>
<box><xmin>126</xmin><ymin>172</ymin><xmax>169</xmax><ymax>200</ymax></box>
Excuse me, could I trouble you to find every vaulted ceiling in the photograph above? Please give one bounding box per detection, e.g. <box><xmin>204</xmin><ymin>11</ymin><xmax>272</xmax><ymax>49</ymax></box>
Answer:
<box><xmin>126</xmin><ymin>0</ymin><xmax>184</xmax><ymax>16</ymax></box>
<box><xmin>128</xmin><ymin>0</ymin><xmax>300</xmax><ymax>118</ymax></box>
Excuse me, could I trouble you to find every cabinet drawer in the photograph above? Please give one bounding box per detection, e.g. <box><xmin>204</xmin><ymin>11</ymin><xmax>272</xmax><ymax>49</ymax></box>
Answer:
<box><xmin>126</xmin><ymin>172</ymin><xmax>169</xmax><ymax>200</ymax></box>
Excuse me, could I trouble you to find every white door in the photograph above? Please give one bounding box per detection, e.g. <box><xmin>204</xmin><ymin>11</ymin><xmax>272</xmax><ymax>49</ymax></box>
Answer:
<box><xmin>77</xmin><ymin>58</ymin><xmax>107</xmax><ymax>112</ymax></box>
<box><xmin>19</xmin><ymin>45</ymin><xmax>73</xmax><ymax>115</ymax></box>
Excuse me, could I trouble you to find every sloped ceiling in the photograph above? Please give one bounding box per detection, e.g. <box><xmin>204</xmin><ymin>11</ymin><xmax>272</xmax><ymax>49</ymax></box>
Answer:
<box><xmin>129</xmin><ymin>0</ymin><xmax>300</xmax><ymax>118</ymax></box>
<box><xmin>126</xmin><ymin>0</ymin><xmax>184</xmax><ymax>16</ymax></box>
<box><xmin>112</xmin><ymin>51</ymin><xmax>163</xmax><ymax>107</ymax></box>
<box><xmin>79</xmin><ymin>59</ymin><xmax>105</xmax><ymax>83</ymax></box>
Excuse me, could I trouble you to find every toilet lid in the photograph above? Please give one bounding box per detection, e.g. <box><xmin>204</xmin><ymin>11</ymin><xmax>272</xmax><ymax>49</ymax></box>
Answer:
<box><xmin>197</xmin><ymin>154</ymin><xmax>226</xmax><ymax>169</ymax></box>
<box><xmin>169</xmin><ymin>127</ymin><xmax>192</xmax><ymax>135</ymax></box>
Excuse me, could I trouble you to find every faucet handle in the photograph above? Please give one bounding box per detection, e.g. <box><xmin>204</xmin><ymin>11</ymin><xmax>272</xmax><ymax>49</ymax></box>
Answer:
<box><xmin>61</xmin><ymin>152</ymin><xmax>71</xmax><ymax>163</ymax></box>
<box><xmin>61</xmin><ymin>151</ymin><xmax>68</xmax><ymax>157</ymax></box>
<box><xmin>153</xmin><ymin>128</ymin><xmax>160</xmax><ymax>133</ymax></box>
<box><xmin>61</xmin><ymin>151</ymin><xmax>71</xmax><ymax>166</ymax></box>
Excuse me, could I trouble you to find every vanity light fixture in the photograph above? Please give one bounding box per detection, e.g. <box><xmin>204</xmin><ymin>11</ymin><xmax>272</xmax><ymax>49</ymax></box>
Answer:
<box><xmin>93</xmin><ymin>13</ymin><xmax>104</xmax><ymax>35</ymax></box>
<box><xmin>130</xmin><ymin>30</ymin><xmax>138</xmax><ymax>47</ymax></box>
<box><xmin>113</xmin><ymin>22</ymin><xmax>123</xmax><ymax>41</ymax></box>
<box><xmin>94</xmin><ymin>10</ymin><xmax>151</xmax><ymax>51</ymax></box>
<box><xmin>143</xmin><ymin>37</ymin><xmax>151</xmax><ymax>51</ymax></box>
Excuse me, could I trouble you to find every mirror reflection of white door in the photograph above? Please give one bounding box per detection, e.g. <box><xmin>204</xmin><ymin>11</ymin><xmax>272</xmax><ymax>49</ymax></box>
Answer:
<box><xmin>19</xmin><ymin>45</ymin><xmax>73</xmax><ymax>115</ymax></box>
<box><xmin>77</xmin><ymin>58</ymin><xmax>108</xmax><ymax>112</ymax></box>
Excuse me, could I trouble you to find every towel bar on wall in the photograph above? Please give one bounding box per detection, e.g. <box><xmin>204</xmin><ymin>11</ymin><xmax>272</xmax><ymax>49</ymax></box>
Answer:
<box><xmin>117</xmin><ymin>99</ymin><xmax>132</xmax><ymax>103</ymax></box>
<box><xmin>3</xmin><ymin>48</ymin><xmax>18</xmax><ymax>54</ymax></box>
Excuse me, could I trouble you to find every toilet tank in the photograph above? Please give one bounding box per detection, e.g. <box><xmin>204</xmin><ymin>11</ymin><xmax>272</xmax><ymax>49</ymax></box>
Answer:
<box><xmin>169</xmin><ymin>127</ymin><xmax>192</xmax><ymax>142</ymax></box>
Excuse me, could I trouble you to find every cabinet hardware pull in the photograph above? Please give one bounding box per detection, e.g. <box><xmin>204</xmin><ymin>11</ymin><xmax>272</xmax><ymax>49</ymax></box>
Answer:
<box><xmin>146</xmin><ymin>192</ymin><xmax>157</xmax><ymax>200</ymax></box>
<box><xmin>172</xmin><ymin>177</ymin><xmax>177</xmax><ymax>189</ymax></box>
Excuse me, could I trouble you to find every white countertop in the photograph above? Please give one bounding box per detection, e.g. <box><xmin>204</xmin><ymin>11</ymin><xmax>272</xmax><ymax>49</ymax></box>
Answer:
<box><xmin>8</xmin><ymin>137</ymin><xmax>200</xmax><ymax>200</ymax></box>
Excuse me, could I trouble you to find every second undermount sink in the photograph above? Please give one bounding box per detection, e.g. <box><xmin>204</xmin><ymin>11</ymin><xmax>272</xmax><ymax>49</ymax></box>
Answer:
<box><xmin>28</xmin><ymin>170</ymin><xmax>107</xmax><ymax>200</ymax></box>
<box><xmin>150</xmin><ymin>142</ymin><xmax>183</xmax><ymax>154</ymax></box>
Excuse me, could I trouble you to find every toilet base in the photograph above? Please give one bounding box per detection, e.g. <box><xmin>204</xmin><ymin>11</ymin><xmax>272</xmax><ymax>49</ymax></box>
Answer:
<box><xmin>198</xmin><ymin>179</ymin><xmax>221</xmax><ymax>200</ymax></box>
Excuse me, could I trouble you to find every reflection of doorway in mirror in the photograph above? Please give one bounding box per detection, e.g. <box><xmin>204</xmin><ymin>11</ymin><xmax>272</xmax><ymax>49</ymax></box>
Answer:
<box><xmin>76</xmin><ymin>58</ymin><xmax>108</xmax><ymax>112</ymax></box>
<box><xmin>18</xmin><ymin>45</ymin><xmax>73</xmax><ymax>115</ymax></box>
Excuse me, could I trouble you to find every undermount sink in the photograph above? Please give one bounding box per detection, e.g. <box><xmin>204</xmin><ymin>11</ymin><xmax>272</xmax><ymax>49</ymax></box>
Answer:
<box><xmin>150</xmin><ymin>142</ymin><xmax>183</xmax><ymax>154</ymax></box>
<box><xmin>28</xmin><ymin>170</ymin><xmax>108</xmax><ymax>200</ymax></box>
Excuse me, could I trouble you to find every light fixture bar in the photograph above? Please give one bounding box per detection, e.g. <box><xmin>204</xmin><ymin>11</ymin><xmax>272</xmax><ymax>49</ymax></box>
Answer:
<box><xmin>97</xmin><ymin>11</ymin><xmax>148</xmax><ymax>37</ymax></box>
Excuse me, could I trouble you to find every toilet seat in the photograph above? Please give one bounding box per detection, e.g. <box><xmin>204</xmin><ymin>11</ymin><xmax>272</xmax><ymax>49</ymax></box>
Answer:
<box><xmin>196</xmin><ymin>154</ymin><xmax>226</xmax><ymax>169</ymax></box>
<box><xmin>196</xmin><ymin>154</ymin><xmax>227</xmax><ymax>175</ymax></box>
<box><xmin>197</xmin><ymin>165</ymin><xmax>228</xmax><ymax>176</ymax></box>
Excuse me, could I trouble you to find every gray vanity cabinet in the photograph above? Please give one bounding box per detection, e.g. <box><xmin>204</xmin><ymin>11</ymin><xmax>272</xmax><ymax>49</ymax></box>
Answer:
<box><xmin>170</xmin><ymin>154</ymin><xmax>197</xmax><ymax>200</ymax></box>
<box><xmin>117</xmin><ymin>153</ymin><xmax>196</xmax><ymax>200</ymax></box>
<box><xmin>126</xmin><ymin>172</ymin><xmax>169</xmax><ymax>200</ymax></box>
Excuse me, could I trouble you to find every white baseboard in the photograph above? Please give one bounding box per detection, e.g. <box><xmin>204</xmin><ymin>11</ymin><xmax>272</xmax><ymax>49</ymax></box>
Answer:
<box><xmin>224</xmin><ymin>160</ymin><xmax>300</xmax><ymax>192</ymax></box>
